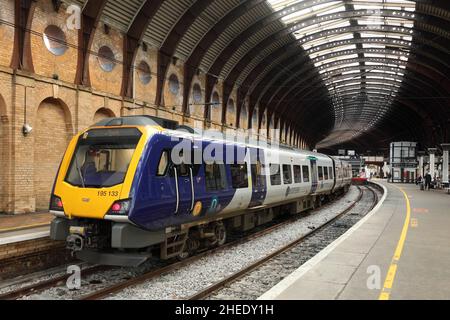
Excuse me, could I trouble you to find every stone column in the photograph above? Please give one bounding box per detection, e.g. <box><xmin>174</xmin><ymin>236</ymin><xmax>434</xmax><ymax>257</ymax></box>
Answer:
<box><xmin>441</xmin><ymin>144</ymin><xmax>450</xmax><ymax>185</ymax></box>
<box><xmin>417</xmin><ymin>151</ymin><xmax>425</xmax><ymax>178</ymax></box>
<box><xmin>428</xmin><ymin>148</ymin><xmax>437</xmax><ymax>179</ymax></box>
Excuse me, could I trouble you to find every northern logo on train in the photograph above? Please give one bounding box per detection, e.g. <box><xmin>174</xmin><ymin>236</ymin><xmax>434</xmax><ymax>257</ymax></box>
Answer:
<box><xmin>192</xmin><ymin>201</ymin><xmax>202</xmax><ymax>217</ymax></box>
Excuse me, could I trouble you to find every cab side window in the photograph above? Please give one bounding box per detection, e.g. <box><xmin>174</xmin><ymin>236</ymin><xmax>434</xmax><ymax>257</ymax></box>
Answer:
<box><xmin>324</xmin><ymin>167</ymin><xmax>329</xmax><ymax>180</ymax></box>
<box><xmin>156</xmin><ymin>150</ymin><xmax>169</xmax><ymax>176</ymax></box>
<box><xmin>318</xmin><ymin>166</ymin><xmax>324</xmax><ymax>181</ymax></box>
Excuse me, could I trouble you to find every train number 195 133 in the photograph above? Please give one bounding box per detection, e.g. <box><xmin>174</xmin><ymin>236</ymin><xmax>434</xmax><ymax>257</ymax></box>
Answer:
<box><xmin>97</xmin><ymin>191</ymin><xmax>119</xmax><ymax>197</ymax></box>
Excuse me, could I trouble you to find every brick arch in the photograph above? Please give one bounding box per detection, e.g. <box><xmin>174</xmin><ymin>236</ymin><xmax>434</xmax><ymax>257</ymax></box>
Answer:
<box><xmin>33</xmin><ymin>97</ymin><xmax>73</xmax><ymax>211</ymax></box>
<box><xmin>93</xmin><ymin>107</ymin><xmax>116</xmax><ymax>123</ymax></box>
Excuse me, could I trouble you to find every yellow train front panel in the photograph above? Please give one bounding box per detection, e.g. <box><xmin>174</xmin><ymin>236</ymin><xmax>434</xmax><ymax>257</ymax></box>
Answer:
<box><xmin>52</xmin><ymin>125</ymin><xmax>152</xmax><ymax>220</ymax></box>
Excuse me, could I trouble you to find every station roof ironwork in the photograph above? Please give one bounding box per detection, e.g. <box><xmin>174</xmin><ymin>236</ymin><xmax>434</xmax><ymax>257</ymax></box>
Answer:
<box><xmin>62</xmin><ymin>0</ymin><xmax>450</xmax><ymax>152</ymax></box>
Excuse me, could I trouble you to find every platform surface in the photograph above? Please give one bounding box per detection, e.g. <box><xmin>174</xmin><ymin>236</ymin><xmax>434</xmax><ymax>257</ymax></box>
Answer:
<box><xmin>0</xmin><ymin>213</ymin><xmax>52</xmax><ymax>245</ymax></box>
<box><xmin>260</xmin><ymin>180</ymin><xmax>450</xmax><ymax>300</ymax></box>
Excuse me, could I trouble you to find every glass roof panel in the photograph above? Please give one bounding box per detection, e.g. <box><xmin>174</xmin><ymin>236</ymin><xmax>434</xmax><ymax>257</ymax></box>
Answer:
<box><xmin>266</xmin><ymin>0</ymin><xmax>417</xmax><ymax>148</ymax></box>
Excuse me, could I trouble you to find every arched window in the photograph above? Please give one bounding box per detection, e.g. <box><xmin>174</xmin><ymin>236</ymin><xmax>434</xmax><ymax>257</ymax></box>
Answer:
<box><xmin>43</xmin><ymin>25</ymin><xmax>68</xmax><ymax>56</ymax></box>
<box><xmin>241</xmin><ymin>104</ymin><xmax>248</xmax><ymax>119</ymax></box>
<box><xmin>212</xmin><ymin>92</ymin><xmax>220</xmax><ymax>106</ymax></box>
<box><xmin>98</xmin><ymin>46</ymin><xmax>116</xmax><ymax>72</ymax></box>
<box><xmin>137</xmin><ymin>61</ymin><xmax>151</xmax><ymax>84</ymax></box>
<box><xmin>192</xmin><ymin>84</ymin><xmax>202</xmax><ymax>103</ymax></box>
<box><xmin>227</xmin><ymin>99</ymin><xmax>235</xmax><ymax>113</ymax></box>
<box><xmin>169</xmin><ymin>74</ymin><xmax>180</xmax><ymax>95</ymax></box>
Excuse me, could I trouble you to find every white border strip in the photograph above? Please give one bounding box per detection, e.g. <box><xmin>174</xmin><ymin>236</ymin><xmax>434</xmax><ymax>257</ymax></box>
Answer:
<box><xmin>0</xmin><ymin>230</ymin><xmax>50</xmax><ymax>246</ymax></box>
<box><xmin>258</xmin><ymin>181</ymin><xmax>388</xmax><ymax>300</ymax></box>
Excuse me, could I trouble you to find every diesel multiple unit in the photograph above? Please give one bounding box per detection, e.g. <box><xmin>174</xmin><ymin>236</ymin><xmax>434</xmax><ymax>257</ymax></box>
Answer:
<box><xmin>50</xmin><ymin>116</ymin><xmax>352</xmax><ymax>266</ymax></box>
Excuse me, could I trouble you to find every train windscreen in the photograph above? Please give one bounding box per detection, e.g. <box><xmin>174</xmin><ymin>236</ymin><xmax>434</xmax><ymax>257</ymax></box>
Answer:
<box><xmin>65</xmin><ymin>128</ymin><xmax>142</xmax><ymax>188</ymax></box>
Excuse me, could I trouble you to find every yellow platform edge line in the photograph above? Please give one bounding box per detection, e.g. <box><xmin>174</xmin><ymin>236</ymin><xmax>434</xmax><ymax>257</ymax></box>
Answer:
<box><xmin>378</xmin><ymin>186</ymin><xmax>411</xmax><ymax>300</ymax></box>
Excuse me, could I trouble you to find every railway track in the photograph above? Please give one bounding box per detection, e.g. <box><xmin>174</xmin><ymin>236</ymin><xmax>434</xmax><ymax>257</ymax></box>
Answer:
<box><xmin>189</xmin><ymin>185</ymin><xmax>379</xmax><ymax>300</ymax></box>
<box><xmin>0</xmin><ymin>197</ymin><xmax>341</xmax><ymax>300</ymax></box>
<box><xmin>80</xmin><ymin>192</ymin><xmax>353</xmax><ymax>300</ymax></box>
<box><xmin>0</xmin><ymin>185</ymin><xmax>374</xmax><ymax>300</ymax></box>
<box><xmin>0</xmin><ymin>264</ymin><xmax>111</xmax><ymax>300</ymax></box>
<box><xmin>80</xmin><ymin>185</ymin><xmax>373</xmax><ymax>300</ymax></box>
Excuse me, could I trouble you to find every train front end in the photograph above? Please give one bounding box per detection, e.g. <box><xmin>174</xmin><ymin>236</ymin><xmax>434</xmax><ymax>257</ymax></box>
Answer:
<box><xmin>49</xmin><ymin>123</ymin><xmax>152</xmax><ymax>265</ymax></box>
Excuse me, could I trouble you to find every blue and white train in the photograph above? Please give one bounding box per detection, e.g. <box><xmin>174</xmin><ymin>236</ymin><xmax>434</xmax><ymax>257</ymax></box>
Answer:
<box><xmin>49</xmin><ymin>116</ymin><xmax>352</xmax><ymax>266</ymax></box>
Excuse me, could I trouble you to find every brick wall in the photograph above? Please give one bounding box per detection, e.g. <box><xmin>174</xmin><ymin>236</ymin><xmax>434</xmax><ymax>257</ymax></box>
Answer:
<box><xmin>0</xmin><ymin>237</ymin><xmax>63</xmax><ymax>261</ymax></box>
<box><xmin>89</xmin><ymin>25</ymin><xmax>124</xmax><ymax>97</ymax></box>
<box><xmin>0</xmin><ymin>0</ymin><xmax>299</xmax><ymax>214</ymax></box>
<box><xmin>0</xmin><ymin>94</ymin><xmax>7</xmax><ymax>213</ymax></box>
<box><xmin>34</xmin><ymin>98</ymin><xmax>72</xmax><ymax>210</ymax></box>
<box><xmin>30</xmin><ymin>0</ymin><xmax>78</xmax><ymax>83</ymax></box>
<box><xmin>0</xmin><ymin>0</ymin><xmax>14</xmax><ymax>68</ymax></box>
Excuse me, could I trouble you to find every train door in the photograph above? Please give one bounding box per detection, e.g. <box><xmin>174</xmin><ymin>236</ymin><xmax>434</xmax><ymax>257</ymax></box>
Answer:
<box><xmin>330</xmin><ymin>158</ymin><xmax>337</xmax><ymax>191</ymax></box>
<box><xmin>310</xmin><ymin>158</ymin><xmax>318</xmax><ymax>194</ymax></box>
<box><xmin>249</xmin><ymin>147</ymin><xmax>267</xmax><ymax>208</ymax></box>
<box><xmin>172</xmin><ymin>144</ymin><xmax>194</xmax><ymax>215</ymax></box>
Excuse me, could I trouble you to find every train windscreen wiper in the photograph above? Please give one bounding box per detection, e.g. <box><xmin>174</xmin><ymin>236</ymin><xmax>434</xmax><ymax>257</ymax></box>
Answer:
<box><xmin>74</xmin><ymin>155</ymin><xmax>86</xmax><ymax>188</ymax></box>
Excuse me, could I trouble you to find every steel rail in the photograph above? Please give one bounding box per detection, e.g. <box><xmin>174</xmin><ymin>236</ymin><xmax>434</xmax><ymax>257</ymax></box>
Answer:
<box><xmin>80</xmin><ymin>186</ymin><xmax>367</xmax><ymax>300</ymax></box>
<box><xmin>0</xmin><ymin>265</ymin><xmax>111</xmax><ymax>300</ymax></box>
<box><xmin>187</xmin><ymin>185</ymin><xmax>378</xmax><ymax>300</ymax></box>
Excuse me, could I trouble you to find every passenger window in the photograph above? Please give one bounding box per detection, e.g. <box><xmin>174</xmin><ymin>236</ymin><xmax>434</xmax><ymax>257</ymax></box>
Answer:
<box><xmin>283</xmin><ymin>164</ymin><xmax>292</xmax><ymax>184</ymax></box>
<box><xmin>318</xmin><ymin>166</ymin><xmax>324</xmax><ymax>181</ymax></box>
<box><xmin>302</xmin><ymin>166</ymin><xmax>310</xmax><ymax>182</ymax></box>
<box><xmin>293</xmin><ymin>165</ymin><xmax>302</xmax><ymax>183</ymax></box>
<box><xmin>251</xmin><ymin>160</ymin><xmax>265</xmax><ymax>187</ymax></box>
<box><xmin>329</xmin><ymin>167</ymin><xmax>333</xmax><ymax>180</ymax></box>
<box><xmin>324</xmin><ymin>167</ymin><xmax>329</xmax><ymax>180</ymax></box>
<box><xmin>231</xmin><ymin>164</ymin><xmax>248</xmax><ymax>189</ymax></box>
<box><xmin>205</xmin><ymin>163</ymin><xmax>227</xmax><ymax>191</ymax></box>
<box><xmin>156</xmin><ymin>151</ymin><xmax>169</xmax><ymax>176</ymax></box>
<box><xmin>270</xmin><ymin>164</ymin><xmax>281</xmax><ymax>186</ymax></box>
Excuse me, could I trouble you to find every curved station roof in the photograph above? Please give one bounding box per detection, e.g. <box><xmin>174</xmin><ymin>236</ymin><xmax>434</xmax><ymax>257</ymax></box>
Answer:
<box><xmin>68</xmin><ymin>0</ymin><xmax>450</xmax><ymax>152</ymax></box>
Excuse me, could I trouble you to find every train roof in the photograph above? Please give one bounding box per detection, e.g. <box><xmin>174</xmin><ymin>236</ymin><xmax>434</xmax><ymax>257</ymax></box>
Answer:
<box><xmin>92</xmin><ymin>116</ymin><xmax>330</xmax><ymax>161</ymax></box>
<box><xmin>93</xmin><ymin>116</ymin><xmax>179</xmax><ymax>129</ymax></box>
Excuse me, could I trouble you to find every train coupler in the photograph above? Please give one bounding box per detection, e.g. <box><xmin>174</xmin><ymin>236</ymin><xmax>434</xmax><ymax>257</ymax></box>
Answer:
<box><xmin>66</xmin><ymin>234</ymin><xmax>85</xmax><ymax>254</ymax></box>
<box><xmin>66</xmin><ymin>226</ymin><xmax>88</xmax><ymax>254</ymax></box>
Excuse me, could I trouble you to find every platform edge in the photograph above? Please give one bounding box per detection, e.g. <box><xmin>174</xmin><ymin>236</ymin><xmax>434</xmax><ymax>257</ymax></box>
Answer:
<box><xmin>257</xmin><ymin>181</ymin><xmax>388</xmax><ymax>300</ymax></box>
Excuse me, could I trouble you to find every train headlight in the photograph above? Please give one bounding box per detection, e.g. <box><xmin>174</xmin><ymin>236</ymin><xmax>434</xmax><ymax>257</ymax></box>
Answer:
<box><xmin>108</xmin><ymin>199</ymin><xmax>131</xmax><ymax>215</ymax></box>
<box><xmin>50</xmin><ymin>195</ymin><xmax>64</xmax><ymax>212</ymax></box>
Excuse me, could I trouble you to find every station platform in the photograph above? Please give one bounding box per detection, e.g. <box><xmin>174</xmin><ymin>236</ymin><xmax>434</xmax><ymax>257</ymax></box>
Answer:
<box><xmin>259</xmin><ymin>180</ymin><xmax>450</xmax><ymax>300</ymax></box>
<box><xmin>0</xmin><ymin>213</ymin><xmax>52</xmax><ymax>245</ymax></box>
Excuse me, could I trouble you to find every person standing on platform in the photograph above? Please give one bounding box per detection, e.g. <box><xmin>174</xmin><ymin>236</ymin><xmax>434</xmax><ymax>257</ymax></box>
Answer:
<box><xmin>425</xmin><ymin>172</ymin><xmax>432</xmax><ymax>190</ymax></box>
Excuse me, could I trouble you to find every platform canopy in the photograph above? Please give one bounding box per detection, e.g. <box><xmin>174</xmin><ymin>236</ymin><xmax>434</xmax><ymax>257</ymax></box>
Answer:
<box><xmin>66</xmin><ymin>0</ymin><xmax>450</xmax><ymax>152</ymax></box>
